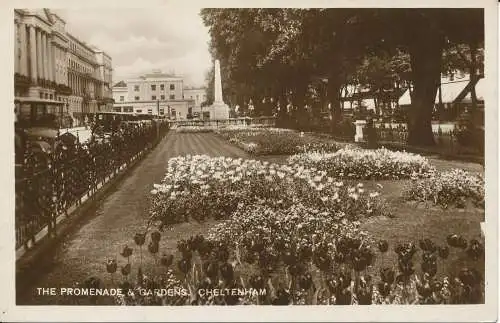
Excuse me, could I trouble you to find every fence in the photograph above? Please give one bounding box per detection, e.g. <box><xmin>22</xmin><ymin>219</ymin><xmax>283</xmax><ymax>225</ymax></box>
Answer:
<box><xmin>170</xmin><ymin>116</ymin><xmax>276</xmax><ymax>129</ymax></box>
<box><xmin>15</xmin><ymin>120</ymin><xmax>169</xmax><ymax>251</ymax></box>
<box><xmin>373</xmin><ymin>123</ymin><xmax>483</xmax><ymax>156</ymax></box>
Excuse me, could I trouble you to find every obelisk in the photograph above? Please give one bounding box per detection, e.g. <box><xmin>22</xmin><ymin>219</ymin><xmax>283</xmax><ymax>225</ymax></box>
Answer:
<box><xmin>209</xmin><ymin>59</ymin><xmax>230</xmax><ymax>119</ymax></box>
<box><xmin>214</xmin><ymin>60</ymin><xmax>223</xmax><ymax>103</ymax></box>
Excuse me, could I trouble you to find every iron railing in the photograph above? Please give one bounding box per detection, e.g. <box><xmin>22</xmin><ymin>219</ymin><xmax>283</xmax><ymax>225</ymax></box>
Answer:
<box><xmin>15</xmin><ymin>120</ymin><xmax>169</xmax><ymax>251</ymax></box>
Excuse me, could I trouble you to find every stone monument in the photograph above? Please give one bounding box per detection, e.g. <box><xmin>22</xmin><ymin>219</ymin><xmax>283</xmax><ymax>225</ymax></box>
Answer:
<box><xmin>208</xmin><ymin>59</ymin><xmax>230</xmax><ymax>119</ymax></box>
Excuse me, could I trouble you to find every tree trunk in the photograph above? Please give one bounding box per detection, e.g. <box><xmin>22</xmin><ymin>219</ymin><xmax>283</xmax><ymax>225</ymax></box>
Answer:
<box><xmin>469</xmin><ymin>42</ymin><xmax>478</xmax><ymax>110</ymax></box>
<box><xmin>407</xmin><ymin>33</ymin><xmax>443</xmax><ymax>146</ymax></box>
<box><xmin>326</xmin><ymin>76</ymin><xmax>342</xmax><ymax>133</ymax></box>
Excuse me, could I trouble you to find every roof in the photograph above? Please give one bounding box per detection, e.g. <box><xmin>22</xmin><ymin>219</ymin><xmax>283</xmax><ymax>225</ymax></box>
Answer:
<box><xmin>113</xmin><ymin>81</ymin><xmax>127</xmax><ymax>87</ymax></box>
<box><xmin>398</xmin><ymin>77</ymin><xmax>480</xmax><ymax>106</ymax></box>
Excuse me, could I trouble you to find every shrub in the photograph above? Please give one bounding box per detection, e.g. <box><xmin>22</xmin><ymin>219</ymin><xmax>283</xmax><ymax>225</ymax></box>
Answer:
<box><xmin>402</xmin><ymin>169</ymin><xmax>484</xmax><ymax>208</ymax></box>
<box><xmin>289</xmin><ymin>147</ymin><xmax>435</xmax><ymax>180</ymax></box>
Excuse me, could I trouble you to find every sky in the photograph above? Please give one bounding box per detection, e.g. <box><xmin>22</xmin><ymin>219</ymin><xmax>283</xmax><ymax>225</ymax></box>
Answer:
<box><xmin>53</xmin><ymin>7</ymin><xmax>212</xmax><ymax>87</ymax></box>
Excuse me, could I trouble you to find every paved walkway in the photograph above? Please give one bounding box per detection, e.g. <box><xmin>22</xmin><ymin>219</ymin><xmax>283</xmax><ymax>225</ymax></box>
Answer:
<box><xmin>17</xmin><ymin>132</ymin><xmax>248</xmax><ymax>305</ymax></box>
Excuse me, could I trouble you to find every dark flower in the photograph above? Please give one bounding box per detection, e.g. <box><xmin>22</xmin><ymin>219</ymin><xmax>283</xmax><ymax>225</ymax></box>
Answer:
<box><xmin>334</xmin><ymin>252</ymin><xmax>346</xmax><ymax>264</ymax></box>
<box><xmin>219</xmin><ymin>263</ymin><xmax>234</xmax><ymax>282</ymax></box>
<box><xmin>398</xmin><ymin>259</ymin><xmax>415</xmax><ymax>276</ymax></box>
<box><xmin>395</xmin><ymin>242</ymin><xmax>417</xmax><ymax>263</ymax></box>
<box><xmin>121</xmin><ymin>263</ymin><xmax>131</xmax><ymax>276</ymax></box>
<box><xmin>447</xmin><ymin>234</ymin><xmax>468</xmax><ymax>249</ymax></box>
<box><xmin>160</xmin><ymin>253</ymin><xmax>174</xmax><ymax>267</ymax></box>
<box><xmin>422</xmin><ymin>251</ymin><xmax>437</xmax><ymax>263</ymax></box>
<box><xmin>431</xmin><ymin>280</ymin><xmax>443</xmax><ymax>292</ymax></box>
<box><xmin>282</xmin><ymin>251</ymin><xmax>297</xmax><ymax>266</ymax></box>
<box><xmin>419</xmin><ymin>239</ymin><xmax>437</xmax><ymax>253</ymax></box>
<box><xmin>378</xmin><ymin>282</ymin><xmax>391</xmax><ymax>297</ymax></box>
<box><xmin>438</xmin><ymin>246</ymin><xmax>450</xmax><ymax>259</ymax></box>
<box><xmin>177</xmin><ymin>258</ymin><xmax>191</xmax><ymax>275</ymax></box>
<box><xmin>106</xmin><ymin>258</ymin><xmax>117</xmax><ymax>274</ymax></box>
<box><xmin>298</xmin><ymin>272</ymin><xmax>313</xmax><ymax>290</ymax></box>
<box><xmin>203</xmin><ymin>261</ymin><xmax>219</xmax><ymax>280</ymax></box>
<box><xmin>466</xmin><ymin>239</ymin><xmax>484</xmax><ymax>260</ymax></box>
<box><xmin>421</xmin><ymin>260</ymin><xmax>438</xmax><ymax>277</ymax></box>
<box><xmin>416</xmin><ymin>281</ymin><xmax>433</xmax><ymax>298</ymax></box>
<box><xmin>458</xmin><ymin>268</ymin><xmax>482</xmax><ymax>286</ymax></box>
<box><xmin>148</xmin><ymin>241</ymin><xmax>159</xmax><ymax>254</ymax></box>
<box><xmin>271</xmin><ymin>288</ymin><xmax>290</xmax><ymax>305</ymax></box>
<box><xmin>357</xmin><ymin>287</ymin><xmax>372</xmax><ymax>305</ymax></box>
<box><xmin>120</xmin><ymin>245</ymin><xmax>133</xmax><ymax>258</ymax></box>
<box><xmin>151</xmin><ymin>231</ymin><xmax>161</xmax><ymax>243</ymax></box>
<box><xmin>380</xmin><ymin>268</ymin><xmax>395</xmax><ymax>284</ymax></box>
<box><xmin>377</xmin><ymin>240</ymin><xmax>389</xmax><ymax>253</ymax></box>
<box><xmin>249</xmin><ymin>274</ymin><xmax>265</xmax><ymax>290</ymax></box>
<box><xmin>133</xmin><ymin>233</ymin><xmax>146</xmax><ymax>246</ymax></box>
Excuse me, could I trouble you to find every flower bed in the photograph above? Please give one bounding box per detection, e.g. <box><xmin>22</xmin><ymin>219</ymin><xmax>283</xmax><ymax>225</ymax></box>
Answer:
<box><xmin>216</xmin><ymin>128</ymin><xmax>338</xmax><ymax>155</ymax></box>
<box><xmin>149</xmin><ymin>155</ymin><xmax>389</xmax><ymax>229</ymax></box>
<box><xmin>103</xmin><ymin>228</ymin><xmax>484</xmax><ymax>305</ymax></box>
<box><xmin>289</xmin><ymin>147</ymin><xmax>435</xmax><ymax>180</ymax></box>
<box><xmin>402</xmin><ymin>169</ymin><xmax>485</xmax><ymax>208</ymax></box>
<box><xmin>175</xmin><ymin>126</ymin><xmax>215</xmax><ymax>133</ymax></box>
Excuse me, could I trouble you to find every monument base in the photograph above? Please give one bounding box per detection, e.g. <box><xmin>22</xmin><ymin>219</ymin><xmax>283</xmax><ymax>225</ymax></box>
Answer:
<box><xmin>208</xmin><ymin>102</ymin><xmax>230</xmax><ymax>119</ymax></box>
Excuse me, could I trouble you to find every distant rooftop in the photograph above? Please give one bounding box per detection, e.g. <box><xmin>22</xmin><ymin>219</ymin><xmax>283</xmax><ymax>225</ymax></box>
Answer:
<box><xmin>113</xmin><ymin>81</ymin><xmax>127</xmax><ymax>87</ymax></box>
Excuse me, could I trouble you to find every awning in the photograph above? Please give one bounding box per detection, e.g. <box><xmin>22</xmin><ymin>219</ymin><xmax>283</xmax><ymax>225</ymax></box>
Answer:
<box><xmin>435</xmin><ymin>79</ymin><xmax>470</xmax><ymax>104</ymax></box>
<box><xmin>25</xmin><ymin>127</ymin><xmax>59</xmax><ymax>139</ymax></box>
<box><xmin>15</xmin><ymin>97</ymin><xmax>65</xmax><ymax>105</ymax></box>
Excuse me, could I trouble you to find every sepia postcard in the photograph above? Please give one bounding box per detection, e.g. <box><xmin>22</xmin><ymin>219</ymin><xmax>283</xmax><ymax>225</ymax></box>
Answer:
<box><xmin>0</xmin><ymin>0</ymin><xmax>498</xmax><ymax>321</ymax></box>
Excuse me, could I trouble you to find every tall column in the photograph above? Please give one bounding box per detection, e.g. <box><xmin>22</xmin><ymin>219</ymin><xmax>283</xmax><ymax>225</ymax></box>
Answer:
<box><xmin>36</xmin><ymin>29</ymin><xmax>43</xmax><ymax>80</ymax></box>
<box><xmin>41</xmin><ymin>32</ymin><xmax>48</xmax><ymax>81</ymax></box>
<box><xmin>47</xmin><ymin>36</ymin><xmax>53</xmax><ymax>82</ymax></box>
<box><xmin>29</xmin><ymin>25</ymin><xmax>37</xmax><ymax>83</ymax></box>
<box><xmin>14</xmin><ymin>22</ymin><xmax>19</xmax><ymax>74</ymax></box>
<box><xmin>20</xmin><ymin>24</ymin><xmax>28</xmax><ymax>76</ymax></box>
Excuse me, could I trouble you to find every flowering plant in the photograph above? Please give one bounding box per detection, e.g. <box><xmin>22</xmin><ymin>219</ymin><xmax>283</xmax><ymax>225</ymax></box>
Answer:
<box><xmin>149</xmin><ymin>155</ymin><xmax>389</xmax><ymax>229</ymax></box>
<box><xmin>402</xmin><ymin>169</ymin><xmax>484</xmax><ymax>208</ymax></box>
<box><xmin>289</xmin><ymin>147</ymin><xmax>435</xmax><ymax>180</ymax></box>
<box><xmin>216</xmin><ymin>128</ymin><xmax>338</xmax><ymax>155</ymax></box>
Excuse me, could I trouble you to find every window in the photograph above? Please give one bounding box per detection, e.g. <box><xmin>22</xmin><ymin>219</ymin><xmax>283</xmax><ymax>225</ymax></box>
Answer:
<box><xmin>136</xmin><ymin>109</ymin><xmax>142</xmax><ymax>113</ymax></box>
<box><xmin>134</xmin><ymin>85</ymin><xmax>139</xmax><ymax>91</ymax></box>
<box><xmin>135</xmin><ymin>96</ymin><xmax>140</xmax><ymax>101</ymax></box>
<box><xmin>169</xmin><ymin>94</ymin><xmax>175</xmax><ymax>100</ymax></box>
<box><xmin>120</xmin><ymin>96</ymin><xmax>124</xmax><ymax>102</ymax></box>
<box><xmin>159</xmin><ymin>108</ymin><xmax>164</xmax><ymax>115</ymax></box>
<box><xmin>148</xmin><ymin>109</ymin><xmax>153</xmax><ymax>114</ymax></box>
<box><xmin>160</xmin><ymin>84</ymin><xmax>165</xmax><ymax>90</ymax></box>
<box><xmin>151</xmin><ymin>85</ymin><xmax>156</xmax><ymax>91</ymax></box>
<box><xmin>196</xmin><ymin>95</ymin><xmax>199</xmax><ymax>101</ymax></box>
<box><xmin>152</xmin><ymin>95</ymin><xmax>157</xmax><ymax>100</ymax></box>
<box><xmin>170</xmin><ymin>84</ymin><xmax>175</xmax><ymax>90</ymax></box>
<box><xmin>114</xmin><ymin>107</ymin><xmax>122</xmax><ymax>112</ymax></box>
<box><xmin>160</xmin><ymin>95</ymin><xmax>165</xmax><ymax>100</ymax></box>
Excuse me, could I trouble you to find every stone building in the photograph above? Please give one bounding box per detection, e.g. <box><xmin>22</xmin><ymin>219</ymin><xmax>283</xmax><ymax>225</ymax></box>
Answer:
<box><xmin>14</xmin><ymin>8</ymin><xmax>113</xmax><ymax>129</ymax></box>
<box><xmin>112</xmin><ymin>71</ymin><xmax>195</xmax><ymax>120</ymax></box>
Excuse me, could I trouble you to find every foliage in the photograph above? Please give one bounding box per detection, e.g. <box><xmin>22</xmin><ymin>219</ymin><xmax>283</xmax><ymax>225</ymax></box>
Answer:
<box><xmin>402</xmin><ymin>169</ymin><xmax>484</xmax><ymax>208</ymax></box>
<box><xmin>103</xmin><ymin>230</ymin><xmax>484</xmax><ymax>305</ymax></box>
<box><xmin>216</xmin><ymin>128</ymin><xmax>337</xmax><ymax>155</ymax></box>
<box><xmin>149</xmin><ymin>155</ymin><xmax>389</xmax><ymax>230</ymax></box>
<box><xmin>289</xmin><ymin>147</ymin><xmax>435</xmax><ymax>180</ymax></box>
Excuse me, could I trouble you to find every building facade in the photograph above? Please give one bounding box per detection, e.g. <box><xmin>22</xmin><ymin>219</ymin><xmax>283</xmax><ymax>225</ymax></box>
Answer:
<box><xmin>112</xmin><ymin>71</ymin><xmax>196</xmax><ymax>119</ymax></box>
<box><xmin>14</xmin><ymin>8</ymin><xmax>113</xmax><ymax>129</ymax></box>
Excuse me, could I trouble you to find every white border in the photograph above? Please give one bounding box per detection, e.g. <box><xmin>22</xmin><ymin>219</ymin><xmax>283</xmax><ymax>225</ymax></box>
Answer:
<box><xmin>0</xmin><ymin>0</ymin><xmax>497</xmax><ymax>322</ymax></box>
